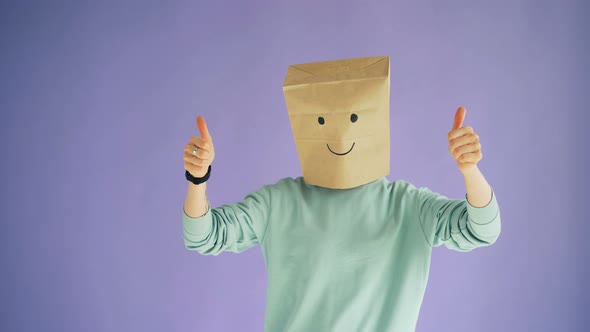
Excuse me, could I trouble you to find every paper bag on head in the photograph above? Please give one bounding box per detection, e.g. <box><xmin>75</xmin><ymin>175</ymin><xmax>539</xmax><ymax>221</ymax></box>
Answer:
<box><xmin>283</xmin><ymin>56</ymin><xmax>390</xmax><ymax>189</ymax></box>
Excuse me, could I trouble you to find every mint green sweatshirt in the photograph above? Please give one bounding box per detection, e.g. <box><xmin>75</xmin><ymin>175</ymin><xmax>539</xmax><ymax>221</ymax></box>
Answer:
<box><xmin>182</xmin><ymin>176</ymin><xmax>501</xmax><ymax>331</ymax></box>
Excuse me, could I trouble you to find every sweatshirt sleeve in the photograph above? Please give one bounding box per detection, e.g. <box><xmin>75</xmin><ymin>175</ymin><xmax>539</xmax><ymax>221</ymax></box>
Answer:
<box><xmin>417</xmin><ymin>185</ymin><xmax>501</xmax><ymax>252</ymax></box>
<box><xmin>182</xmin><ymin>184</ymin><xmax>272</xmax><ymax>256</ymax></box>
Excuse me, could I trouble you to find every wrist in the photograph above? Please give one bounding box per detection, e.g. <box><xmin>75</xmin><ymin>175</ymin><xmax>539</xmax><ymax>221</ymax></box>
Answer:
<box><xmin>186</xmin><ymin>165</ymin><xmax>212</xmax><ymax>185</ymax></box>
<box><xmin>461</xmin><ymin>164</ymin><xmax>480</xmax><ymax>178</ymax></box>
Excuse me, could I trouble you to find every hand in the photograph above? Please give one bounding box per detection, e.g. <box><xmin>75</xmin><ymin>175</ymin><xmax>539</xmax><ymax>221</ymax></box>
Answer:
<box><xmin>447</xmin><ymin>106</ymin><xmax>482</xmax><ymax>174</ymax></box>
<box><xmin>183</xmin><ymin>116</ymin><xmax>215</xmax><ymax>178</ymax></box>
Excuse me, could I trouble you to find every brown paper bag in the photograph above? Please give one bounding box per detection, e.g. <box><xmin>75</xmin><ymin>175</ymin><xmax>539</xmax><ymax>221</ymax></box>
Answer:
<box><xmin>283</xmin><ymin>56</ymin><xmax>390</xmax><ymax>189</ymax></box>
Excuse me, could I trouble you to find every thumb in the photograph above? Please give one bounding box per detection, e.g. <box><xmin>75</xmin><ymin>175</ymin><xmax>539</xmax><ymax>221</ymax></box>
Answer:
<box><xmin>452</xmin><ymin>106</ymin><xmax>466</xmax><ymax>130</ymax></box>
<box><xmin>196</xmin><ymin>116</ymin><xmax>212</xmax><ymax>141</ymax></box>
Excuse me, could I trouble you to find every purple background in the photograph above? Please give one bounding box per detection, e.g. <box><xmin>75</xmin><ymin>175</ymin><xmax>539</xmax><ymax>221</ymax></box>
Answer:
<box><xmin>1</xmin><ymin>1</ymin><xmax>588</xmax><ymax>331</ymax></box>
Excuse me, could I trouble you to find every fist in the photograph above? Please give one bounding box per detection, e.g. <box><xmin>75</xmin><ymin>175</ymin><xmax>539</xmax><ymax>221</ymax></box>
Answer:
<box><xmin>184</xmin><ymin>116</ymin><xmax>215</xmax><ymax>178</ymax></box>
<box><xmin>447</xmin><ymin>106</ymin><xmax>482</xmax><ymax>173</ymax></box>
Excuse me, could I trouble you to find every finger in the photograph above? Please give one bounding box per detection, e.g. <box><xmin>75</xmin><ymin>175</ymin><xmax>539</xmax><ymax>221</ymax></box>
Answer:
<box><xmin>188</xmin><ymin>137</ymin><xmax>212</xmax><ymax>152</ymax></box>
<box><xmin>458</xmin><ymin>151</ymin><xmax>482</xmax><ymax>163</ymax></box>
<box><xmin>196</xmin><ymin>116</ymin><xmax>212</xmax><ymax>141</ymax></box>
<box><xmin>448</xmin><ymin>125</ymin><xmax>474</xmax><ymax>140</ymax></box>
<box><xmin>183</xmin><ymin>153</ymin><xmax>209</xmax><ymax>167</ymax></box>
<box><xmin>184</xmin><ymin>143</ymin><xmax>210</xmax><ymax>159</ymax></box>
<box><xmin>452</xmin><ymin>106</ymin><xmax>466</xmax><ymax>130</ymax></box>
<box><xmin>453</xmin><ymin>143</ymin><xmax>481</xmax><ymax>159</ymax></box>
<box><xmin>449</xmin><ymin>133</ymin><xmax>479</xmax><ymax>153</ymax></box>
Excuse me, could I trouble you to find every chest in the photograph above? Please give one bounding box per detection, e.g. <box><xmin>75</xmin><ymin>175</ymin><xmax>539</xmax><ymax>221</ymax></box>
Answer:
<box><xmin>268</xmin><ymin>193</ymin><xmax>405</xmax><ymax>271</ymax></box>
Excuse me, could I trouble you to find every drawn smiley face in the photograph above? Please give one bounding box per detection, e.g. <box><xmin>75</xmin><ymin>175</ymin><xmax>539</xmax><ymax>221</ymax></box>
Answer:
<box><xmin>317</xmin><ymin>113</ymin><xmax>359</xmax><ymax>156</ymax></box>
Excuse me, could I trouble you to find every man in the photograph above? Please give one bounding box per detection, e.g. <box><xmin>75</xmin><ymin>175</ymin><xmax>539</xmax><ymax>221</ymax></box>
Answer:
<box><xmin>181</xmin><ymin>56</ymin><xmax>501</xmax><ymax>331</ymax></box>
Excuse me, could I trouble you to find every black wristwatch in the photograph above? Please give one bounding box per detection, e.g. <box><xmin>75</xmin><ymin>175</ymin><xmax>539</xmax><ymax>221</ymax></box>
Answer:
<box><xmin>185</xmin><ymin>165</ymin><xmax>211</xmax><ymax>185</ymax></box>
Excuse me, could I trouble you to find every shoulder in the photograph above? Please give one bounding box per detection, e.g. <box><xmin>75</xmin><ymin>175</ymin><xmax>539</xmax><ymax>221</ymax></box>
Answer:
<box><xmin>391</xmin><ymin>179</ymin><xmax>455</xmax><ymax>205</ymax></box>
<box><xmin>385</xmin><ymin>177</ymin><xmax>419</xmax><ymax>193</ymax></box>
<box><xmin>261</xmin><ymin>176</ymin><xmax>305</xmax><ymax>195</ymax></box>
<box><xmin>381</xmin><ymin>178</ymin><xmax>425</xmax><ymax>205</ymax></box>
<box><xmin>266</xmin><ymin>176</ymin><xmax>303</xmax><ymax>188</ymax></box>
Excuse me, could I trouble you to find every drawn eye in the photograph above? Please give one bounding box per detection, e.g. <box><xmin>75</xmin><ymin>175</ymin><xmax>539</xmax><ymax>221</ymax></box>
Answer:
<box><xmin>318</xmin><ymin>116</ymin><xmax>325</xmax><ymax>125</ymax></box>
<box><xmin>350</xmin><ymin>113</ymin><xmax>358</xmax><ymax>123</ymax></box>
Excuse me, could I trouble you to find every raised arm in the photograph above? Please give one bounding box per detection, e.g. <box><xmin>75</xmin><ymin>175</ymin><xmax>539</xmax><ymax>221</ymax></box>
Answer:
<box><xmin>417</xmin><ymin>185</ymin><xmax>501</xmax><ymax>251</ymax></box>
<box><xmin>181</xmin><ymin>116</ymin><xmax>271</xmax><ymax>256</ymax></box>
<box><xmin>182</xmin><ymin>184</ymin><xmax>271</xmax><ymax>256</ymax></box>
<box><xmin>183</xmin><ymin>116</ymin><xmax>214</xmax><ymax>218</ymax></box>
<box><xmin>417</xmin><ymin>106</ymin><xmax>501</xmax><ymax>251</ymax></box>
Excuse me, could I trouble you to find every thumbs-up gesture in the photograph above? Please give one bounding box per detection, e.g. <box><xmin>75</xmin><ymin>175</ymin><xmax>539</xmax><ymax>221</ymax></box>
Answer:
<box><xmin>448</xmin><ymin>106</ymin><xmax>482</xmax><ymax>174</ymax></box>
<box><xmin>184</xmin><ymin>116</ymin><xmax>215</xmax><ymax>178</ymax></box>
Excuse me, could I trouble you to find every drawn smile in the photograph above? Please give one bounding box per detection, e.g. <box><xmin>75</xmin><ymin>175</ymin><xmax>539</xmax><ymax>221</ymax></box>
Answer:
<box><xmin>326</xmin><ymin>142</ymin><xmax>355</xmax><ymax>156</ymax></box>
